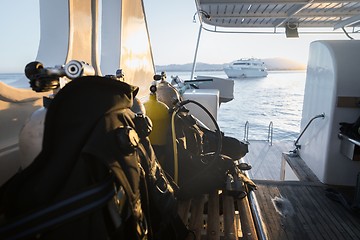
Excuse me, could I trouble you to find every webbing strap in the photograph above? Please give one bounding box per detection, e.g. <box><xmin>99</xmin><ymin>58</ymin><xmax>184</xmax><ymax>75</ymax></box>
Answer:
<box><xmin>110</xmin><ymin>156</ymin><xmax>148</xmax><ymax>240</ymax></box>
<box><xmin>0</xmin><ymin>178</ymin><xmax>115</xmax><ymax>240</ymax></box>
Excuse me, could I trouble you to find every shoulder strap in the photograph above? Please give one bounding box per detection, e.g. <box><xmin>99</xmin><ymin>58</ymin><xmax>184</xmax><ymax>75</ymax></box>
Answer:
<box><xmin>110</xmin><ymin>161</ymin><xmax>149</xmax><ymax>240</ymax></box>
<box><xmin>0</xmin><ymin>177</ymin><xmax>115</xmax><ymax>240</ymax></box>
<box><xmin>136</xmin><ymin>141</ymin><xmax>190</xmax><ymax>240</ymax></box>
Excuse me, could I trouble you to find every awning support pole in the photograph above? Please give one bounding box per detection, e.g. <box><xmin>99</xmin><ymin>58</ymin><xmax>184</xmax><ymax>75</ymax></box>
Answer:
<box><xmin>190</xmin><ymin>24</ymin><xmax>203</xmax><ymax>80</ymax></box>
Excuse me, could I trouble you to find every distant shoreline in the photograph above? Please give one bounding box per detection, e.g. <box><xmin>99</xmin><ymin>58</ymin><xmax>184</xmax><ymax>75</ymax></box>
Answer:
<box><xmin>0</xmin><ymin>57</ymin><xmax>307</xmax><ymax>74</ymax></box>
<box><xmin>156</xmin><ymin>57</ymin><xmax>307</xmax><ymax>72</ymax></box>
<box><xmin>155</xmin><ymin>69</ymin><xmax>307</xmax><ymax>72</ymax></box>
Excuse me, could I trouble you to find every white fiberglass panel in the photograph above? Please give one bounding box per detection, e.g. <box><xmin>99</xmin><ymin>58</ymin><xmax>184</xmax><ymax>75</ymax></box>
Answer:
<box><xmin>66</xmin><ymin>0</ymin><xmax>96</xmax><ymax>69</ymax></box>
<box><xmin>300</xmin><ymin>40</ymin><xmax>360</xmax><ymax>186</ymax></box>
<box><xmin>36</xmin><ymin>0</ymin><xmax>69</xmax><ymax>66</ymax></box>
<box><xmin>120</xmin><ymin>0</ymin><xmax>155</xmax><ymax>98</ymax></box>
<box><xmin>37</xmin><ymin>0</ymin><xmax>100</xmax><ymax>71</ymax></box>
<box><xmin>101</xmin><ymin>0</ymin><xmax>122</xmax><ymax>75</ymax></box>
<box><xmin>182</xmin><ymin>89</ymin><xmax>219</xmax><ymax>129</ymax></box>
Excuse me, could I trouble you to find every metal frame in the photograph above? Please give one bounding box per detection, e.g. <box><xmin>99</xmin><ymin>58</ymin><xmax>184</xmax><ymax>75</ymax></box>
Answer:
<box><xmin>196</xmin><ymin>0</ymin><xmax>360</xmax><ymax>30</ymax></box>
<box><xmin>190</xmin><ymin>0</ymin><xmax>360</xmax><ymax>79</ymax></box>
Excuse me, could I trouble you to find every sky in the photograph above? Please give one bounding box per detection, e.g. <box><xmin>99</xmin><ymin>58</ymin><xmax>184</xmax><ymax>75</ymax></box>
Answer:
<box><xmin>0</xmin><ymin>0</ymin><xmax>351</xmax><ymax>73</ymax></box>
<box><xmin>143</xmin><ymin>0</ymin><xmax>349</xmax><ymax>66</ymax></box>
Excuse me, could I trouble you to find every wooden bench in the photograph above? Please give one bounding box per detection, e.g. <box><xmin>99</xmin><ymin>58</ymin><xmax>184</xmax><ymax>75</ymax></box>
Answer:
<box><xmin>178</xmin><ymin>188</ymin><xmax>258</xmax><ymax>240</ymax></box>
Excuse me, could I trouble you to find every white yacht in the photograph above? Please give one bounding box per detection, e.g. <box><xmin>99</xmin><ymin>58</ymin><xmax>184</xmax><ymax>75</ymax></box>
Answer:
<box><xmin>223</xmin><ymin>58</ymin><xmax>268</xmax><ymax>78</ymax></box>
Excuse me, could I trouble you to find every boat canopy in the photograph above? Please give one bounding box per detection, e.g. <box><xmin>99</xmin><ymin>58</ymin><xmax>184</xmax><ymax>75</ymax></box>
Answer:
<box><xmin>195</xmin><ymin>0</ymin><xmax>360</xmax><ymax>34</ymax></box>
<box><xmin>191</xmin><ymin>0</ymin><xmax>360</xmax><ymax>78</ymax></box>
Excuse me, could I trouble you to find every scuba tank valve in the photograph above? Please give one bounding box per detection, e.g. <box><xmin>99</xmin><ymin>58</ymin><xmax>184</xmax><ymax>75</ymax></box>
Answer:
<box><xmin>155</xmin><ymin>72</ymin><xmax>182</xmax><ymax>109</ymax></box>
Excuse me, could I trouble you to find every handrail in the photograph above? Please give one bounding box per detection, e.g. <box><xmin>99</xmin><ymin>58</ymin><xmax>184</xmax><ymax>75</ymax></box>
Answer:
<box><xmin>244</xmin><ymin>121</ymin><xmax>249</xmax><ymax>142</ymax></box>
<box><xmin>293</xmin><ymin>113</ymin><xmax>325</xmax><ymax>152</ymax></box>
<box><xmin>241</xmin><ymin>161</ymin><xmax>268</xmax><ymax>240</ymax></box>
<box><xmin>248</xmin><ymin>189</ymin><xmax>268</xmax><ymax>240</ymax></box>
<box><xmin>244</xmin><ymin>121</ymin><xmax>274</xmax><ymax>144</ymax></box>
<box><xmin>267</xmin><ymin>121</ymin><xmax>273</xmax><ymax>146</ymax></box>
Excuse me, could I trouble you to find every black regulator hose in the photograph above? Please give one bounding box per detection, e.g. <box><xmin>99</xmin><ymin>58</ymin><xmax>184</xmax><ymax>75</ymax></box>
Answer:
<box><xmin>177</xmin><ymin>99</ymin><xmax>222</xmax><ymax>160</ymax></box>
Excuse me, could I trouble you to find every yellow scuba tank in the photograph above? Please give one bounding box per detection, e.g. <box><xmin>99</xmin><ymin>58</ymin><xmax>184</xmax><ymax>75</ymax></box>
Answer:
<box><xmin>143</xmin><ymin>81</ymin><xmax>170</xmax><ymax>146</ymax></box>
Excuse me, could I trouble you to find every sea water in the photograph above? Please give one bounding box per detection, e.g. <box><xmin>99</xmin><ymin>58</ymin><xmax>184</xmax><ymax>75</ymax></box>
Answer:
<box><xmin>0</xmin><ymin>70</ymin><xmax>306</xmax><ymax>141</ymax></box>
<box><xmin>0</xmin><ymin>73</ymin><xmax>30</xmax><ymax>89</ymax></box>
<box><xmin>167</xmin><ymin>70</ymin><xmax>306</xmax><ymax>142</ymax></box>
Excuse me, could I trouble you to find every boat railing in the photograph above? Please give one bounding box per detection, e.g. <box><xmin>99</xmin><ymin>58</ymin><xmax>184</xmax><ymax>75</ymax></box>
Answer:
<box><xmin>267</xmin><ymin>121</ymin><xmax>273</xmax><ymax>146</ymax></box>
<box><xmin>244</xmin><ymin>121</ymin><xmax>274</xmax><ymax>145</ymax></box>
<box><xmin>292</xmin><ymin>113</ymin><xmax>325</xmax><ymax>154</ymax></box>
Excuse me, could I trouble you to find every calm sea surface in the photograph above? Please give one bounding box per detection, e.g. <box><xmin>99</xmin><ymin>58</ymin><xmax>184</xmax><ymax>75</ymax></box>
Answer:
<box><xmin>167</xmin><ymin>70</ymin><xmax>306</xmax><ymax>142</ymax></box>
<box><xmin>0</xmin><ymin>70</ymin><xmax>306</xmax><ymax>141</ymax></box>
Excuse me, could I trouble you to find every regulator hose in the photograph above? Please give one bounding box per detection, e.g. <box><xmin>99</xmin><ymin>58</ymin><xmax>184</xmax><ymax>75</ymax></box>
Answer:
<box><xmin>171</xmin><ymin>99</ymin><xmax>223</xmax><ymax>184</ymax></box>
<box><xmin>171</xmin><ymin>109</ymin><xmax>179</xmax><ymax>184</ymax></box>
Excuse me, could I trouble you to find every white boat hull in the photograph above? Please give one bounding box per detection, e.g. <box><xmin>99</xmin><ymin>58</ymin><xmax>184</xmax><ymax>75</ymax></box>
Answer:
<box><xmin>195</xmin><ymin>75</ymin><xmax>234</xmax><ymax>103</ymax></box>
<box><xmin>0</xmin><ymin>81</ymin><xmax>47</xmax><ymax>185</ymax></box>
<box><xmin>224</xmin><ymin>67</ymin><xmax>268</xmax><ymax>78</ymax></box>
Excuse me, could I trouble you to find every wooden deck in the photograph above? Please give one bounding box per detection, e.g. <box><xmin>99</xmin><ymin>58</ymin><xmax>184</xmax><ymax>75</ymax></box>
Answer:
<box><xmin>254</xmin><ymin>180</ymin><xmax>360</xmax><ymax>240</ymax></box>
<box><xmin>178</xmin><ymin>140</ymin><xmax>360</xmax><ymax>240</ymax></box>
<box><xmin>245</xmin><ymin>140</ymin><xmax>360</xmax><ymax>240</ymax></box>
<box><xmin>243</xmin><ymin>140</ymin><xmax>294</xmax><ymax>181</ymax></box>
<box><xmin>178</xmin><ymin>189</ymin><xmax>258</xmax><ymax>240</ymax></box>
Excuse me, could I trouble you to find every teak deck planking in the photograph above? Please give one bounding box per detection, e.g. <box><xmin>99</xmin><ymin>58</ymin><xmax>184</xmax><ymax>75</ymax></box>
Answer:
<box><xmin>178</xmin><ymin>140</ymin><xmax>360</xmax><ymax>239</ymax></box>
<box><xmin>246</xmin><ymin>140</ymin><xmax>360</xmax><ymax>240</ymax></box>
<box><xmin>178</xmin><ymin>190</ymin><xmax>258</xmax><ymax>240</ymax></box>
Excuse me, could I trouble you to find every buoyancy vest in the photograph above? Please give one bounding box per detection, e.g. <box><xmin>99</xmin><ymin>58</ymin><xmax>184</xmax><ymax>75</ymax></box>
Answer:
<box><xmin>0</xmin><ymin>76</ymin><xmax>188</xmax><ymax>240</ymax></box>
